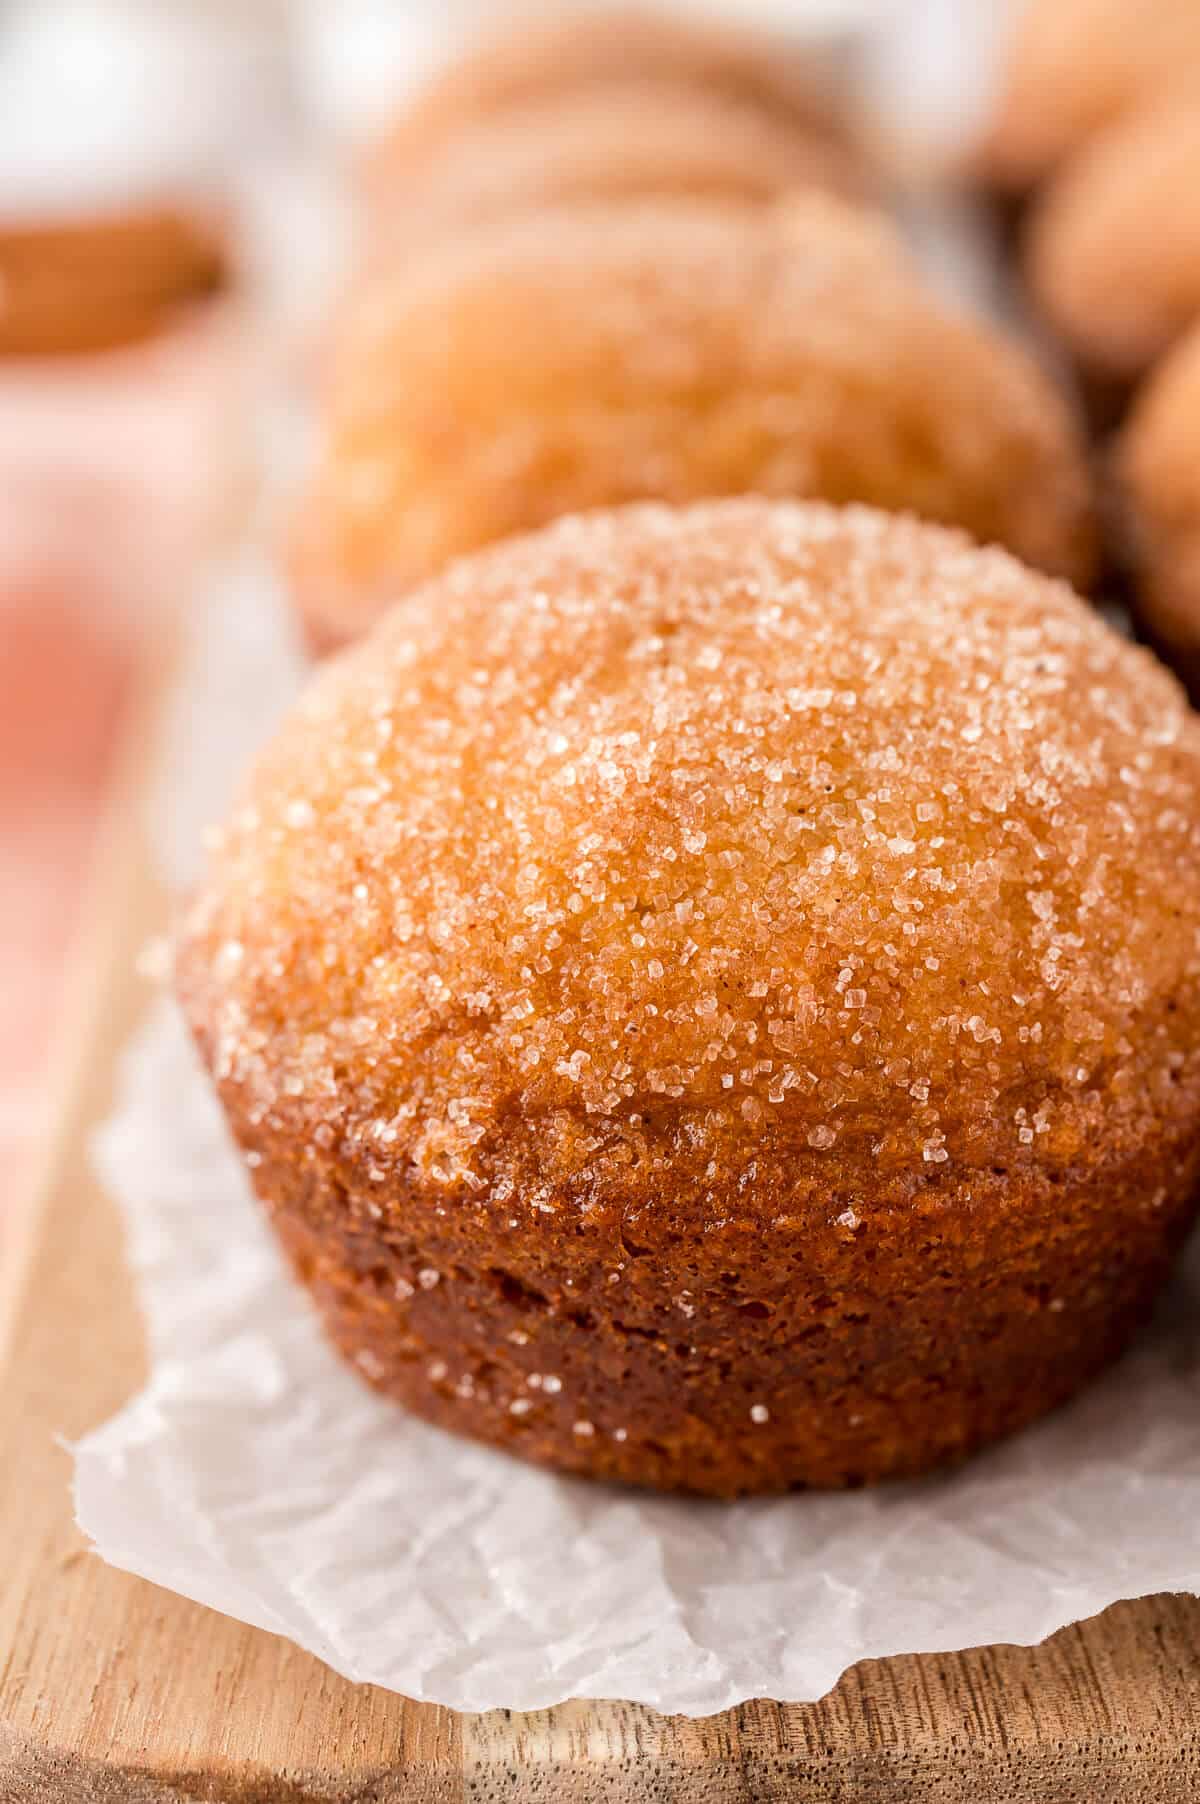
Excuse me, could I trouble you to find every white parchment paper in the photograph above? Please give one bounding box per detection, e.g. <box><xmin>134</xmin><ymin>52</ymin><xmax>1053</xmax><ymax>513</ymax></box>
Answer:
<box><xmin>75</xmin><ymin>532</ymin><xmax>1200</xmax><ymax>1718</ymax></box>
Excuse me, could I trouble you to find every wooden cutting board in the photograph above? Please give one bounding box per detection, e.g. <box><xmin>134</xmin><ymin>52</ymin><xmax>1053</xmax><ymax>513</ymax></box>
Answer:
<box><xmin>2</xmin><ymin>708</ymin><xmax>1199</xmax><ymax>1804</ymax></box>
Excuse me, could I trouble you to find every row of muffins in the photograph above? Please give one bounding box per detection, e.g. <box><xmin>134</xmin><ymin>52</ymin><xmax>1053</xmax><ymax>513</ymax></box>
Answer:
<box><xmin>292</xmin><ymin>5</ymin><xmax>1101</xmax><ymax>652</ymax></box>
<box><xmin>977</xmin><ymin>0</ymin><xmax>1200</xmax><ymax>693</ymax></box>
<box><xmin>177</xmin><ymin>7</ymin><xmax>1200</xmax><ymax>1497</ymax></box>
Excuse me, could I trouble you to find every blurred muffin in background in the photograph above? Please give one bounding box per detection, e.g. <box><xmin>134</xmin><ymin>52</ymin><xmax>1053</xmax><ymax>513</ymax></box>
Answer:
<box><xmin>361</xmin><ymin>4</ymin><xmax>865</xmax><ymax>209</ymax></box>
<box><xmin>0</xmin><ymin>0</ymin><xmax>267</xmax><ymax>354</ymax></box>
<box><xmin>976</xmin><ymin>0</ymin><xmax>1200</xmax><ymax>196</ymax></box>
<box><xmin>1115</xmin><ymin>321</ymin><xmax>1200</xmax><ymax>696</ymax></box>
<box><xmin>1024</xmin><ymin>99</ymin><xmax>1200</xmax><ymax>388</ymax></box>
<box><xmin>363</xmin><ymin>81</ymin><xmax>867</xmax><ymax>257</ymax></box>
<box><xmin>0</xmin><ymin>210</ymin><xmax>225</xmax><ymax>357</ymax></box>
<box><xmin>292</xmin><ymin>195</ymin><xmax>1097</xmax><ymax>652</ymax></box>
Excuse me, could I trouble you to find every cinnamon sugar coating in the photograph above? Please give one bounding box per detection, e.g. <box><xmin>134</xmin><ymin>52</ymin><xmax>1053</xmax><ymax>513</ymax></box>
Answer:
<box><xmin>292</xmin><ymin>199</ymin><xmax>1096</xmax><ymax>651</ymax></box>
<box><xmin>180</xmin><ymin>500</ymin><xmax>1200</xmax><ymax>1495</ymax></box>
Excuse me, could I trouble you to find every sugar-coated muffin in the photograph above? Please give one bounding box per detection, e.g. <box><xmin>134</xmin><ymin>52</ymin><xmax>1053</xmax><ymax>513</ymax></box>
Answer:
<box><xmin>362</xmin><ymin>5</ymin><xmax>856</xmax><ymax>201</ymax></box>
<box><xmin>1116</xmin><ymin>321</ymin><xmax>1200</xmax><ymax>694</ymax></box>
<box><xmin>977</xmin><ymin>0</ymin><xmax>1200</xmax><ymax>194</ymax></box>
<box><xmin>0</xmin><ymin>206</ymin><xmax>225</xmax><ymax>355</ymax></box>
<box><xmin>179</xmin><ymin>498</ymin><xmax>1200</xmax><ymax>1497</ymax></box>
<box><xmin>363</xmin><ymin>83</ymin><xmax>865</xmax><ymax>256</ymax></box>
<box><xmin>1025</xmin><ymin>101</ymin><xmax>1200</xmax><ymax>384</ymax></box>
<box><xmin>292</xmin><ymin>198</ymin><xmax>1096</xmax><ymax>651</ymax></box>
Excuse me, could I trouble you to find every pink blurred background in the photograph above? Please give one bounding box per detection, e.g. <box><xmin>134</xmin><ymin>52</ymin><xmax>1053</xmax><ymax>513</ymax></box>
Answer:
<box><xmin>0</xmin><ymin>0</ymin><xmax>550</xmax><ymax>1221</ymax></box>
<box><xmin>0</xmin><ymin>316</ymin><xmax>243</xmax><ymax>1220</ymax></box>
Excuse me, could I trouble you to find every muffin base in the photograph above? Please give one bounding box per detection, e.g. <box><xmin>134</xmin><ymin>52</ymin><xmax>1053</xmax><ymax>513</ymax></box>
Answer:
<box><xmin>244</xmin><ymin>1118</ymin><xmax>1200</xmax><ymax>1498</ymax></box>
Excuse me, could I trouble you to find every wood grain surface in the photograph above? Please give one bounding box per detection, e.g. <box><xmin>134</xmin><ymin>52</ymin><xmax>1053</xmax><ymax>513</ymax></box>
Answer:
<box><xmin>1</xmin><ymin>727</ymin><xmax>1199</xmax><ymax>1803</ymax></box>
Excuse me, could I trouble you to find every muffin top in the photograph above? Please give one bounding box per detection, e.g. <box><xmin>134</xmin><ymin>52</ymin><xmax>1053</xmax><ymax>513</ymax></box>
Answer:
<box><xmin>181</xmin><ymin>500</ymin><xmax>1200</xmax><ymax>1226</ymax></box>
<box><xmin>295</xmin><ymin>198</ymin><xmax>1096</xmax><ymax>647</ymax></box>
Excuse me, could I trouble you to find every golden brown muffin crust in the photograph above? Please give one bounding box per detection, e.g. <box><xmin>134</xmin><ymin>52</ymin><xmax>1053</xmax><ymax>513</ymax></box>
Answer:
<box><xmin>181</xmin><ymin>499</ymin><xmax>1200</xmax><ymax>1494</ymax></box>
<box><xmin>1025</xmin><ymin>100</ymin><xmax>1200</xmax><ymax>382</ymax></box>
<box><xmin>293</xmin><ymin>198</ymin><xmax>1097</xmax><ymax>651</ymax></box>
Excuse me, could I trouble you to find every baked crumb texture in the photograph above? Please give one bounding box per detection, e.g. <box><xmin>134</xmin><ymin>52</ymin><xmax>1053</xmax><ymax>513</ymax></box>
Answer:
<box><xmin>180</xmin><ymin>500</ymin><xmax>1200</xmax><ymax>1495</ymax></box>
